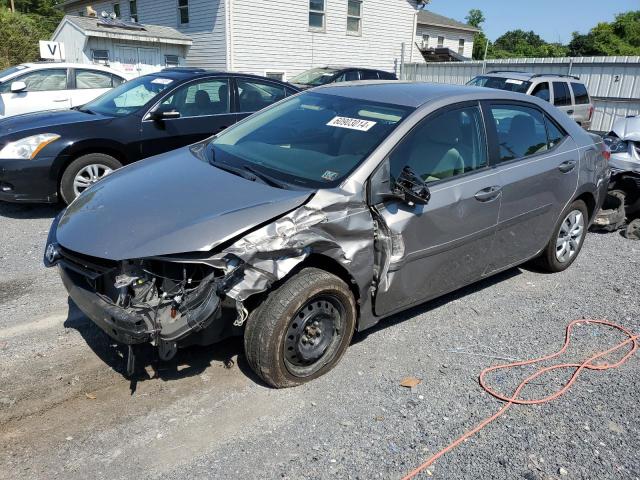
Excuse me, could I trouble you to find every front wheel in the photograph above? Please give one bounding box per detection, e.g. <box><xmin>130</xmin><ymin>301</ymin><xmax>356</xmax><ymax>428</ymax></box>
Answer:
<box><xmin>244</xmin><ymin>268</ymin><xmax>356</xmax><ymax>388</ymax></box>
<box><xmin>536</xmin><ymin>200</ymin><xmax>588</xmax><ymax>273</ymax></box>
<box><xmin>60</xmin><ymin>153</ymin><xmax>122</xmax><ymax>204</ymax></box>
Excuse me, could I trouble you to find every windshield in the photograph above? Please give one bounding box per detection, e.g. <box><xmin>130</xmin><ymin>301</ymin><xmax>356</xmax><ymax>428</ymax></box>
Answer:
<box><xmin>81</xmin><ymin>75</ymin><xmax>177</xmax><ymax>117</ymax></box>
<box><xmin>208</xmin><ymin>92</ymin><xmax>414</xmax><ymax>188</ymax></box>
<box><xmin>0</xmin><ymin>65</ymin><xmax>28</xmax><ymax>81</ymax></box>
<box><xmin>467</xmin><ymin>76</ymin><xmax>532</xmax><ymax>94</ymax></box>
<box><xmin>290</xmin><ymin>68</ymin><xmax>339</xmax><ymax>86</ymax></box>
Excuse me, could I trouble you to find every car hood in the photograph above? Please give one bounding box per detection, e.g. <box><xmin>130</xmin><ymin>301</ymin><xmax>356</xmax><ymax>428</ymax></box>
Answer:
<box><xmin>55</xmin><ymin>147</ymin><xmax>313</xmax><ymax>260</ymax></box>
<box><xmin>611</xmin><ymin>115</ymin><xmax>640</xmax><ymax>142</ymax></box>
<box><xmin>0</xmin><ymin>109</ymin><xmax>109</xmax><ymax>137</ymax></box>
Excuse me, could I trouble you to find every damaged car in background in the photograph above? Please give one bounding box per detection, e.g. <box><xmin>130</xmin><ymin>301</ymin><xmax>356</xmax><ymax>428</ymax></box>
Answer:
<box><xmin>604</xmin><ymin>115</ymin><xmax>640</xmax><ymax>216</ymax></box>
<box><xmin>45</xmin><ymin>82</ymin><xmax>609</xmax><ymax>388</ymax></box>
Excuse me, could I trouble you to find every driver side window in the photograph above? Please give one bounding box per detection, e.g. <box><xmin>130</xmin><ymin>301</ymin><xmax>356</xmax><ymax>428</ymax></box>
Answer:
<box><xmin>160</xmin><ymin>78</ymin><xmax>230</xmax><ymax>118</ymax></box>
<box><xmin>389</xmin><ymin>105</ymin><xmax>488</xmax><ymax>183</ymax></box>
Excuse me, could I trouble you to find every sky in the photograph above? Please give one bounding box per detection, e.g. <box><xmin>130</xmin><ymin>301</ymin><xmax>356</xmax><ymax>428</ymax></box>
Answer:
<box><xmin>426</xmin><ymin>0</ymin><xmax>639</xmax><ymax>44</ymax></box>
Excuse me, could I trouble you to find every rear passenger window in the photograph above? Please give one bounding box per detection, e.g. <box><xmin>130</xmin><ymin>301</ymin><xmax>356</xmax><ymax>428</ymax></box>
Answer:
<box><xmin>75</xmin><ymin>70</ymin><xmax>113</xmax><ymax>89</ymax></box>
<box><xmin>552</xmin><ymin>82</ymin><xmax>571</xmax><ymax>106</ymax></box>
<box><xmin>571</xmin><ymin>83</ymin><xmax>590</xmax><ymax>105</ymax></box>
<box><xmin>360</xmin><ymin>70</ymin><xmax>379</xmax><ymax>80</ymax></box>
<box><xmin>336</xmin><ymin>70</ymin><xmax>359</xmax><ymax>82</ymax></box>
<box><xmin>545</xmin><ymin>117</ymin><xmax>567</xmax><ymax>149</ymax></box>
<box><xmin>490</xmin><ymin>105</ymin><xmax>548</xmax><ymax>162</ymax></box>
<box><xmin>390</xmin><ymin>105</ymin><xmax>488</xmax><ymax>183</ymax></box>
<box><xmin>531</xmin><ymin>82</ymin><xmax>550</xmax><ymax>102</ymax></box>
<box><xmin>238</xmin><ymin>79</ymin><xmax>287</xmax><ymax>112</ymax></box>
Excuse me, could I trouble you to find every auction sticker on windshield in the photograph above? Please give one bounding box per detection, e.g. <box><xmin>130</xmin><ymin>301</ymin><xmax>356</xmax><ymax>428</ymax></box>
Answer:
<box><xmin>151</xmin><ymin>78</ymin><xmax>174</xmax><ymax>85</ymax></box>
<box><xmin>327</xmin><ymin>116</ymin><xmax>377</xmax><ymax>132</ymax></box>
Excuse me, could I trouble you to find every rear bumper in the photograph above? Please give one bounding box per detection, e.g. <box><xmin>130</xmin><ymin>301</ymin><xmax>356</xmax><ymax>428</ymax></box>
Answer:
<box><xmin>0</xmin><ymin>157</ymin><xmax>59</xmax><ymax>203</ymax></box>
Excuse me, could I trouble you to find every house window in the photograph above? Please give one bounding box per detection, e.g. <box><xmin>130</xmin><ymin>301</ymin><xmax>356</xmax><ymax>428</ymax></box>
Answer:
<box><xmin>347</xmin><ymin>0</ymin><xmax>362</xmax><ymax>35</ymax></box>
<box><xmin>92</xmin><ymin>49</ymin><xmax>110</xmax><ymax>64</ymax></box>
<box><xmin>165</xmin><ymin>55</ymin><xmax>180</xmax><ymax>67</ymax></box>
<box><xmin>129</xmin><ymin>0</ymin><xmax>138</xmax><ymax>22</ymax></box>
<box><xmin>422</xmin><ymin>34</ymin><xmax>430</xmax><ymax>48</ymax></box>
<box><xmin>437</xmin><ymin>36</ymin><xmax>444</xmax><ymax>48</ymax></box>
<box><xmin>178</xmin><ymin>0</ymin><xmax>189</xmax><ymax>25</ymax></box>
<box><xmin>458</xmin><ymin>39</ymin><xmax>465</xmax><ymax>55</ymax></box>
<box><xmin>113</xmin><ymin>3</ymin><xmax>121</xmax><ymax>17</ymax></box>
<box><xmin>309</xmin><ymin>0</ymin><xmax>325</xmax><ymax>30</ymax></box>
<box><xmin>265</xmin><ymin>71</ymin><xmax>286</xmax><ymax>81</ymax></box>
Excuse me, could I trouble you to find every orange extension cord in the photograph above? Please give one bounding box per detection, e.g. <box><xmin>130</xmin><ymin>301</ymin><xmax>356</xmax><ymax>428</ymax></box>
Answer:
<box><xmin>401</xmin><ymin>319</ymin><xmax>639</xmax><ymax>480</ymax></box>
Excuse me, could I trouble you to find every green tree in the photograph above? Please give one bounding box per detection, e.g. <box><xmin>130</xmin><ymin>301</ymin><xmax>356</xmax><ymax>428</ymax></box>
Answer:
<box><xmin>0</xmin><ymin>7</ymin><xmax>56</xmax><ymax>69</ymax></box>
<box><xmin>568</xmin><ymin>11</ymin><xmax>640</xmax><ymax>56</ymax></box>
<box><xmin>465</xmin><ymin>9</ymin><xmax>489</xmax><ymax>60</ymax></box>
<box><xmin>492</xmin><ymin>29</ymin><xmax>568</xmax><ymax>58</ymax></box>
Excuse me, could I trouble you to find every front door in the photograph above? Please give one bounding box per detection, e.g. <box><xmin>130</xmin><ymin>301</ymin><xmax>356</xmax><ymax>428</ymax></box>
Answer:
<box><xmin>0</xmin><ymin>68</ymin><xmax>69</xmax><ymax>117</ymax></box>
<box><xmin>373</xmin><ymin>102</ymin><xmax>501</xmax><ymax>316</ymax></box>
<box><xmin>140</xmin><ymin>77</ymin><xmax>237</xmax><ymax>158</ymax></box>
<box><xmin>484</xmin><ymin>102</ymin><xmax>579</xmax><ymax>272</ymax></box>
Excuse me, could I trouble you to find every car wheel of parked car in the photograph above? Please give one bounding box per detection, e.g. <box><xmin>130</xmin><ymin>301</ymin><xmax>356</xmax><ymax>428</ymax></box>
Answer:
<box><xmin>60</xmin><ymin>153</ymin><xmax>122</xmax><ymax>204</ymax></box>
<box><xmin>610</xmin><ymin>188</ymin><xmax>640</xmax><ymax>217</ymax></box>
<box><xmin>537</xmin><ymin>200</ymin><xmax>588</xmax><ymax>273</ymax></box>
<box><xmin>244</xmin><ymin>268</ymin><xmax>356</xmax><ymax>388</ymax></box>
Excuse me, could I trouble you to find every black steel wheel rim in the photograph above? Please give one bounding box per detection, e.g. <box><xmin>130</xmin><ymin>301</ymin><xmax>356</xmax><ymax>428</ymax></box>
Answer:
<box><xmin>283</xmin><ymin>294</ymin><xmax>345</xmax><ymax>377</ymax></box>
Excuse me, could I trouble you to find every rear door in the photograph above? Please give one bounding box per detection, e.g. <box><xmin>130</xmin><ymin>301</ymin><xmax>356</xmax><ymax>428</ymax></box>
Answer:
<box><xmin>373</xmin><ymin>102</ymin><xmax>501</xmax><ymax>316</ymax></box>
<box><xmin>484</xmin><ymin>101</ymin><xmax>579</xmax><ymax>272</ymax></box>
<box><xmin>140</xmin><ymin>76</ymin><xmax>236</xmax><ymax>157</ymax></box>
<box><xmin>70</xmin><ymin>68</ymin><xmax>124</xmax><ymax>107</ymax></box>
<box><xmin>569</xmin><ymin>82</ymin><xmax>592</xmax><ymax>127</ymax></box>
<box><xmin>234</xmin><ymin>77</ymin><xmax>291</xmax><ymax>121</ymax></box>
<box><xmin>552</xmin><ymin>81</ymin><xmax>574</xmax><ymax>120</ymax></box>
<box><xmin>0</xmin><ymin>67</ymin><xmax>70</xmax><ymax>117</ymax></box>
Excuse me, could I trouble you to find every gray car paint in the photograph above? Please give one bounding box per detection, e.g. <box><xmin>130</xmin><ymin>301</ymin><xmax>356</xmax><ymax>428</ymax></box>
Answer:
<box><xmin>48</xmin><ymin>81</ymin><xmax>608</xmax><ymax>345</ymax></box>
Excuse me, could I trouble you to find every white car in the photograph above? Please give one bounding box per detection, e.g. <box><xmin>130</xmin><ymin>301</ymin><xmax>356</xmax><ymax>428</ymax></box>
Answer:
<box><xmin>0</xmin><ymin>63</ymin><xmax>127</xmax><ymax>118</ymax></box>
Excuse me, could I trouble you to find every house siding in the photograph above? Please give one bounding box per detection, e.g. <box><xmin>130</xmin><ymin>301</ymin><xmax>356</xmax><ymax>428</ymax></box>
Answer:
<box><xmin>230</xmin><ymin>0</ymin><xmax>419</xmax><ymax>80</ymax></box>
<box><xmin>62</xmin><ymin>0</ymin><xmax>226</xmax><ymax>70</ymax></box>
<box><xmin>414</xmin><ymin>24</ymin><xmax>475</xmax><ymax>60</ymax></box>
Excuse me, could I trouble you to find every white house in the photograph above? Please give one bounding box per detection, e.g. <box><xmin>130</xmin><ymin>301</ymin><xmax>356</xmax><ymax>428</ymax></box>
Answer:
<box><xmin>412</xmin><ymin>10</ymin><xmax>479</xmax><ymax>62</ymax></box>
<box><xmin>59</xmin><ymin>1</ymin><xmax>476</xmax><ymax>79</ymax></box>
<box><xmin>51</xmin><ymin>14</ymin><xmax>192</xmax><ymax>77</ymax></box>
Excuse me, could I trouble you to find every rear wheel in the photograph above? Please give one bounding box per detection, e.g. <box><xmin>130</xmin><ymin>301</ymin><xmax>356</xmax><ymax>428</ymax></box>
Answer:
<box><xmin>536</xmin><ymin>200</ymin><xmax>588</xmax><ymax>273</ymax></box>
<box><xmin>244</xmin><ymin>268</ymin><xmax>356</xmax><ymax>388</ymax></box>
<box><xmin>60</xmin><ymin>153</ymin><xmax>122</xmax><ymax>204</ymax></box>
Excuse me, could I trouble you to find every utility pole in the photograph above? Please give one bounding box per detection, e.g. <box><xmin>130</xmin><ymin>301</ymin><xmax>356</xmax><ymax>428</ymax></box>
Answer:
<box><xmin>10</xmin><ymin>0</ymin><xmax>16</xmax><ymax>13</ymax></box>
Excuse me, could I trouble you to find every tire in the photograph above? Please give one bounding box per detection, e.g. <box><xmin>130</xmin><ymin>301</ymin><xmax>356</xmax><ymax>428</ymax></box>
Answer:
<box><xmin>611</xmin><ymin>187</ymin><xmax>640</xmax><ymax>217</ymax></box>
<box><xmin>536</xmin><ymin>200</ymin><xmax>588</xmax><ymax>273</ymax></box>
<box><xmin>60</xmin><ymin>153</ymin><xmax>122</xmax><ymax>204</ymax></box>
<box><xmin>244</xmin><ymin>268</ymin><xmax>356</xmax><ymax>388</ymax></box>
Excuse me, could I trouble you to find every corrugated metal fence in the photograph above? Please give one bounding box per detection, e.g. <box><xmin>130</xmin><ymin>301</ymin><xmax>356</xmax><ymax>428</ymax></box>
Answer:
<box><xmin>401</xmin><ymin>56</ymin><xmax>640</xmax><ymax>132</ymax></box>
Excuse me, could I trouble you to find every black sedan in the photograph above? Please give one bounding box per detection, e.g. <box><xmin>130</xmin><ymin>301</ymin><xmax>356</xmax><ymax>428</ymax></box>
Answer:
<box><xmin>289</xmin><ymin>66</ymin><xmax>397</xmax><ymax>90</ymax></box>
<box><xmin>0</xmin><ymin>68</ymin><xmax>299</xmax><ymax>204</ymax></box>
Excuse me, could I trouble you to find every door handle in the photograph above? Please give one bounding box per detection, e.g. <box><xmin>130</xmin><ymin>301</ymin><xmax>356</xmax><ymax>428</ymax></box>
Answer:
<box><xmin>53</xmin><ymin>98</ymin><xmax>69</xmax><ymax>102</ymax></box>
<box><xmin>474</xmin><ymin>186</ymin><xmax>502</xmax><ymax>202</ymax></box>
<box><xmin>567</xmin><ymin>109</ymin><xmax>574</xmax><ymax>115</ymax></box>
<box><xmin>558</xmin><ymin>160</ymin><xmax>577</xmax><ymax>173</ymax></box>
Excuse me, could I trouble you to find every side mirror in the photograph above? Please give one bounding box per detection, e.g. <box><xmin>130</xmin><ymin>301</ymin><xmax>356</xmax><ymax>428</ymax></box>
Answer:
<box><xmin>150</xmin><ymin>109</ymin><xmax>181</xmax><ymax>121</ymax></box>
<box><xmin>10</xmin><ymin>81</ymin><xmax>27</xmax><ymax>93</ymax></box>
<box><xmin>390</xmin><ymin>166</ymin><xmax>431</xmax><ymax>205</ymax></box>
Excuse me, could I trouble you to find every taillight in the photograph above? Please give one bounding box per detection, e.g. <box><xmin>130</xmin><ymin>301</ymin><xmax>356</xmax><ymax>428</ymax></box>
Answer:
<box><xmin>588</xmin><ymin>105</ymin><xmax>594</xmax><ymax>121</ymax></box>
<box><xmin>601</xmin><ymin>142</ymin><xmax>611</xmax><ymax>162</ymax></box>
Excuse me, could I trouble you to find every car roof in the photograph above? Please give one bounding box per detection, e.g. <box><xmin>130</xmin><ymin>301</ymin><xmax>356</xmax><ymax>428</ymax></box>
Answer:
<box><xmin>312</xmin><ymin>81</ymin><xmax>543</xmax><ymax>108</ymax></box>
<box><xmin>149</xmin><ymin>68</ymin><xmax>299</xmax><ymax>87</ymax></box>
<box><xmin>21</xmin><ymin>62</ymin><xmax>121</xmax><ymax>73</ymax></box>
<box><xmin>480</xmin><ymin>71</ymin><xmax>582</xmax><ymax>82</ymax></box>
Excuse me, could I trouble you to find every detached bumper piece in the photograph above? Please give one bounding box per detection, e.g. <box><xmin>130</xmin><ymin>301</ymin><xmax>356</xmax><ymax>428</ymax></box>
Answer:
<box><xmin>55</xmin><ymin>246</ymin><xmax>223</xmax><ymax>356</ymax></box>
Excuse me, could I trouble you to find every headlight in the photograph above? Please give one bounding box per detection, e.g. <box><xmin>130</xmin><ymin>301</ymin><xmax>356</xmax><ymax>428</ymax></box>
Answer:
<box><xmin>0</xmin><ymin>133</ymin><xmax>61</xmax><ymax>160</ymax></box>
<box><xmin>603</xmin><ymin>136</ymin><xmax>628</xmax><ymax>154</ymax></box>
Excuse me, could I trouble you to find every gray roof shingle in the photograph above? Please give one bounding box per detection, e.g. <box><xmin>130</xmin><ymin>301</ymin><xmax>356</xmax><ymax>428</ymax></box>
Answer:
<box><xmin>63</xmin><ymin>15</ymin><xmax>192</xmax><ymax>45</ymax></box>
<box><xmin>417</xmin><ymin>10</ymin><xmax>480</xmax><ymax>33</ymax></box>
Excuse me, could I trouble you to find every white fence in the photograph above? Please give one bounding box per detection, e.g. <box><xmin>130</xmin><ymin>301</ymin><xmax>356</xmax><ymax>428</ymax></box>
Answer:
<box><xmin>401</xmin><ymin>56</ymin><xmax>640</xmax><ymax>132</ymax></box>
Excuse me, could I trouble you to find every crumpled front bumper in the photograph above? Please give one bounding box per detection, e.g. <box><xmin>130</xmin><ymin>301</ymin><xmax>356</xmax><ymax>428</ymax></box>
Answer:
<box><xmin>59</xmin><ymin>265</ymin><xmax>154</xmax><ymax>344</ymax></box>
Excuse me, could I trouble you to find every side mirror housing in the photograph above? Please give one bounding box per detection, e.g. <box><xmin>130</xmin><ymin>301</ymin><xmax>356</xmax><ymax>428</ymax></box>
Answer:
<box><xmin>389</xmin><ymin>166</ymin><xmax>431</xmax><ymax>205</ymax></box>
<box><xmin>10</xmin><ymin>81</ymin><xmax>27</xmax><ymax>93</ymax></box>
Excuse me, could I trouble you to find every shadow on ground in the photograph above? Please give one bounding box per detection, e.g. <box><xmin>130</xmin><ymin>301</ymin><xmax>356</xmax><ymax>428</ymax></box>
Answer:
<box><xmin>63</xmin><ymin>267</ymin><xmax>523</xmax><ymax>391</ymax></box>
<box><xmin>0</xmin><ymin>201</ymin><xmax>61</xmax><ymax>220</ymax></box>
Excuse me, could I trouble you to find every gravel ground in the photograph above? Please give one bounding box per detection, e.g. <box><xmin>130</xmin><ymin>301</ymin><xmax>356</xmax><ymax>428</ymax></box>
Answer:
<box><xmin>0</xmin><ymin>201</ymin><xmax>638</xmax><ymax>480</ymax></box>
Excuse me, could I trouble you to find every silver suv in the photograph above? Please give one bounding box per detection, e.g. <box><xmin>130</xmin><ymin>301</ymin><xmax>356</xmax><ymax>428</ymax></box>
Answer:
<box><xmin>468</xmin><ymin>72</ymin><xmax>594</xmax><ymax>130</ymax></box>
